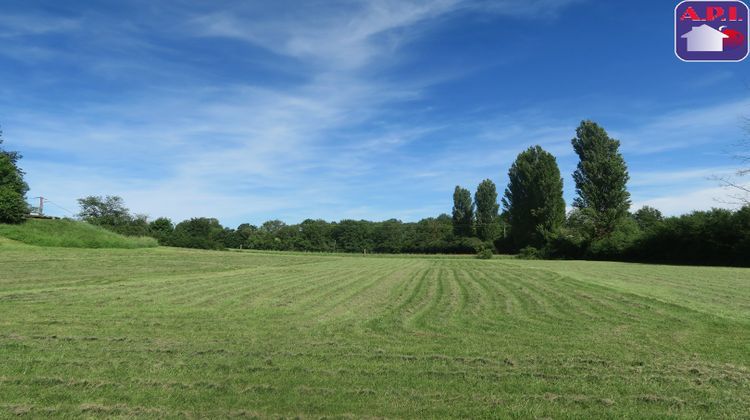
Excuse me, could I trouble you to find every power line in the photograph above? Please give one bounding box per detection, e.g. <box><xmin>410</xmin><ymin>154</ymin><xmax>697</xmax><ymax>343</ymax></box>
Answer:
<box><xmin>44</xmin><ymin>200</ymin><xmax>75</xmax><ymax>216</ymax></box>
<box><xmin>31</xmin><ymin>197</ymin><xmax>75</xmax><ymax>216</ymax></box>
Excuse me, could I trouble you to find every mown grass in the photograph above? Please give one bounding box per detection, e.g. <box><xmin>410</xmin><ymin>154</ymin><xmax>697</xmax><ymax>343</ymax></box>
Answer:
<box><xmin>0</xmin><ymin>219</ymin><xmax>157</xmax><ymax>248</ymax></box>
<box><xmin>0</xmin><ymin>246</ymin><xmax>748</xmax><ymax>418</ymax></box>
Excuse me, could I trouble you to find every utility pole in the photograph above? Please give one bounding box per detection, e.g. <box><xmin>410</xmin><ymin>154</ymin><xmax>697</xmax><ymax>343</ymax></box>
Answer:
<box><xmin>32</xmin><ymin>196</ymin><xmax>44</xmax><ymax>215</ymax></box>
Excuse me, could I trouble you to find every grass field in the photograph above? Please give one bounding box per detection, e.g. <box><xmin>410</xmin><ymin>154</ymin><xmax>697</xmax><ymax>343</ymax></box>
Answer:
<box><xmin>1</xmin><ymin>242</ymin><xmax>749</xmax><ymax>418</ymax></box>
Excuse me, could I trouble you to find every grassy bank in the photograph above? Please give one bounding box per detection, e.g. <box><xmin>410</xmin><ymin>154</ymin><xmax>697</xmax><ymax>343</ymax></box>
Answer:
<box><xmin>0</xmin><ymin>218</ymin><xmax>157</xmax><ymax>248</ymax></box>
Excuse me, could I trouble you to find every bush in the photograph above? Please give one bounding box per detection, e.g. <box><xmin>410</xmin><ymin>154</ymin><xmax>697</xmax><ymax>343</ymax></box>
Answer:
<box><xmin>476</xmin><ymin>247</ymin><xmax>493</xmax><ymax>259</ymax></box>
<box><xmin>518</xmin><ymin>246</ymin><xmax>541</xmax><ymax>260</ymax></box>
<box><xmin>493</xmin><ymin>233</ymin><xmax>514</xmax><ymax>254</ymax></box>
<box><xmin>542</xmin><ymin>227</ymin><xmax>587</xmax><ymax>259</ymax></box>
<box><xmin>586</xmin><ymin>217</ymin><xmax>641</xmax><ymax>260</ymax></box>
<box><xmin>0</xmin><ymin>187</ymin><xmax>27</xmax><ymax>224</ymax></box>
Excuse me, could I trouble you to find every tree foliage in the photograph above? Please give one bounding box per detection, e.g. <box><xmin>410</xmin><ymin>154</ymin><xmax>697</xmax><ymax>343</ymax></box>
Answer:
<box><xmin>148</xmin><ymin>217</ymin><xmax>175</xmax><ymax>245</ymax></box>
<box><xmin>572</xmin><ymin>121</ymin><xmax>631</xmax><ymax>238</ymax></box>
<box><xmin>630</xmin><ymin>207</ymin><xmax>750</xmax><ymax>266</ymax></box>
<box><xmin>169</xmin><ymin>218</ymin><xmax>226</xmax><ymax>250</ymax></box>
<box><xmin>0</xmin><ymin>131</ymin><xmax>29</xmax><ymax>224</ymax></box>
<box><xmin>474</xmin><ymin>179</ymin><xmax>500</xmax><ymax>241</ymax></box>
<box><xmin>78</xmin><ymin>196</ymin><xmax>131</xmax><ymax>226</ymax></box>
<box><xmin>0</xmin><ymin>154</ymin><xmax>29</xmax><ymax>198</ymax></box>
<box><xmin>502</xmin><ymin>146</ymin><xmax>565</xmax><ymax>249</ymax></box>
<box><xmin>76</xmin><ymin>195</ymin><xmax>153</xmax><ymax>236</ymax></box>
<box><xmin>0</xmin><ymin>187</ymin><xmax>27</xmax><ymax>224</ymax></box>
<box><xmin>633</xmin><ymin>206</ymin><xmax>663</xmax><ymax>231</ymax></box>
<box><xmin>452</xmin><ymin>186</ymin><xmax>474</xmax><ymax>237</ymax></box>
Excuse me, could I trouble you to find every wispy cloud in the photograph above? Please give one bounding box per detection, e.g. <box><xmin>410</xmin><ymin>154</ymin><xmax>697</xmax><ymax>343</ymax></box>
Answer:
<box><xmin>616</xmin><ymin>98</ymin><xmax>750</xmax><ymax>155</ymax></box>
<box><xmin>629</xmin><ymin>167</ymin><xmax>736</xmax><ymax>188</ymax></box>
<box><xmin>0</xmin><ymin>14</ymin><xmax>79</xmax><ymax>38</ymax></box>
<box><xmin>189</xmin><ymin>0</ymin><xmax>462</xmax><ymax>70</ymax></box>
<box><xmin>4</xmin><ymin>0</ymin><xmax>744</xmax><ymax>226</ymax></box>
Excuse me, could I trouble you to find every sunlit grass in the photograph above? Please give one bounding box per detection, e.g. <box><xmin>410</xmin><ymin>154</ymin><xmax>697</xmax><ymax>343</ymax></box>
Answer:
<box><xmin>0</xmin><ymin>246</ymin><xmax>748</xmax><ymax>417</ymax></box>
<box><xmin>0</xmin><ymin>219</ymin><xmax>157</xmax><ymax>248</ymax></box>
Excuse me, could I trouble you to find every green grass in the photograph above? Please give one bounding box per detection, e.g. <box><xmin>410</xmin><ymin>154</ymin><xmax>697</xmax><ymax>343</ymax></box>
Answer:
<box><xmin>0</xmin><ymin>218</ymin><xmax>157</xmax><ymax>249</ymax></box>
<box><xmin>0</xmin><ymin>246</ymin><xmax>748</xmax><ymax>418</ymax></box>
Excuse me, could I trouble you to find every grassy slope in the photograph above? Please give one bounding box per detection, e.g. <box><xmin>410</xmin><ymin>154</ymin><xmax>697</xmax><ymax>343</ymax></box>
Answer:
<box><xmin>0</xmin><ymin>247</ymin><xmax>748</xmax><ymax>418</ymax></box>
<box><xmin>0</xmin><ymin>219</ymin><xmax>157</xmax><ymax>248</ymax></box>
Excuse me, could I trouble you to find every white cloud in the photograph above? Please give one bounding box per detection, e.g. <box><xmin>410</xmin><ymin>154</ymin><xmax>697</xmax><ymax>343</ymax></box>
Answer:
<box><xmin>632</xmin><ymin>187</ymin><xmax>743</xmax><ymax>216</ymax></box>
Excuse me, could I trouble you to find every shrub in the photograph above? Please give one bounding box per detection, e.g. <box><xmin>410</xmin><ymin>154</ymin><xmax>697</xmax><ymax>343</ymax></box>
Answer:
<box><xmin>542</xmin><ymin>227</ymin><xmax>587</xmax><ymax>259</ymax></box>
<box><xmin>476</xmin><ymin>247</ymin><xmax>493</xmax><ymax>259</ymax></box>
<box><xmin>586</xmin><ymin>217</ymin><xmax>641</xmax><ymax>260</ymax></box>
<box><xmin>518</xmin><ymin>246</ymin><xmax>541</xmax><ymax>260</ymax></box>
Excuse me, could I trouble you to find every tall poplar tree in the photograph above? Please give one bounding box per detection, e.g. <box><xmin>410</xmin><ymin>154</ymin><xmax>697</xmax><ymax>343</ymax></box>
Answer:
<box><xmin>502</xmin><ymin>146</ymin><xmax>565</xmax><ymax>249</ymax></box>
<box><xmin>474</xmin><ymin>179</ymin><xmax>499</xmax><ymax>241</ymax></box>
<box><xmin>571</xmin><ymin>120</ymin><xmax>631</xmax><ymax>238</ymax></box>
<box><xmin>451</xmin><ymin>186</ymin><xmax>474</xmax><ymax>237</ymax></box>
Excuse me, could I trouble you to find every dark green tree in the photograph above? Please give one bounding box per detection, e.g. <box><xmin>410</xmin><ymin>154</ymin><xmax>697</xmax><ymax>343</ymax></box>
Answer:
<box><xmin>0</xmin><ymin>131</ymin><xmax>29</xmax><ymax>224</ymax></box>
<box><xmin>633</xmin><ymin>206</ymin><xmax>663</xmax><ymax>231</ymax></box>
<box><xmin>332</xmin><ymin>220</ymin><xmax>375</xmax><ymax>253</ymax></box>
<box><xmin>412</xmin><ymin>214</ymin><xmax>454</xmax><ymax>253</ymax></box>
<box><xmin>502</xmin><ymin>146</ymin><xmax>566</xmax><ymax>249</ymax></box>
<box><xmin>474</xmin><ymin>179</ymin><xmax>500</xmax><ymax>241</ymax></box>
<box><xmin>373</xmin><ymin>219</ymin><xmax>407</xmax><ymax>253</ymax></box>
<box><xmin>451</xmin><ymin>186</ymin><xmax>474</xmax><ymax>237</ymax></box>
<box><xmin>571</xmin><ymin>121</ymin><xmax>631</xmax><ymax>238</ymax></box>
<box><xmin>0</xmin><ymin>154</ymin><xmax>28</xmax><ymax>198</ymax></box>
<box><xmin>298</xmin><ymin>219</ymin><xmax>334</xmax><ymax>251</ymax></box>
<box><xmin>148</xmin><ymin>217</ymin><xmax>174</xmax><ymax>244</ymax></box>
<box><xmin>233</xmin><ymin>223</ymin><xmax>258</xmax><ymax>248</ymax></box>
<box><xmin>170</xmin><ymin>217</ymin><xmax>225</xmax><ymax>250</ymax></box>
<box><xmin>0</xmin><ymin>187</ymin><xmax>27</xmax><ymax>224</ymax></box>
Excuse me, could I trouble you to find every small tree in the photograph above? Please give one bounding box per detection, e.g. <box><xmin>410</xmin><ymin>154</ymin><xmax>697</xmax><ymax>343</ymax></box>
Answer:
<box><xmin>572</xmin><ymin>121</ymin><xmax>631</xmax><ymax>238</ymax></box>
<box><xmin>77</xmin><ymin>195</ymin><xmax>131</xmax><ymax>226</ymax></box>
<box><xmin>474</xmin><ymin>179</ymin><xmax>500</xmax><ymax>241</ymax></box>
<box><xmin>502</xmin><ymin>146</ymin><xmax>566</xmax><ymax>249</ymax></box>
<box><xmin>149</xmin><ymin>217</ymin><xmax>174</xmax><ymax>244</ymax></box>
<box><xmin>170</xmin><ymin>218</ymin><xmax>225</xmax><ymax>250</ymax></box>
<box><xmin>452</xmin><ymin>186</ymin><xmax>474</xmax><ymax>237</ymax></box>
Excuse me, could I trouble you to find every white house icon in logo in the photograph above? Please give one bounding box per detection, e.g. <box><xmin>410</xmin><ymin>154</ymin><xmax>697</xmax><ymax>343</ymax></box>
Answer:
<box><xmin>681</xmin><ymin>24</ymin><xmax>729</xmax><ymax>51</ymax></box>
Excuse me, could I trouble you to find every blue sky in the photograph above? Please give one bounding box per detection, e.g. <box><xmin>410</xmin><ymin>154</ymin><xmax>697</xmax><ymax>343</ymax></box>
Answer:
<box><xmin>1</xmin><ymin>0</ymin><xmax>748</xmax><ymax>227</ymax></box>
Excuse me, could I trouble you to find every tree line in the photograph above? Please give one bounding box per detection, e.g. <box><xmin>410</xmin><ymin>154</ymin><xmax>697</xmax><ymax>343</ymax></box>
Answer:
<box><xmin>1</xmin><ymin>121</ymin><xmax>748</xmax><ymax>266</ymax></box>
